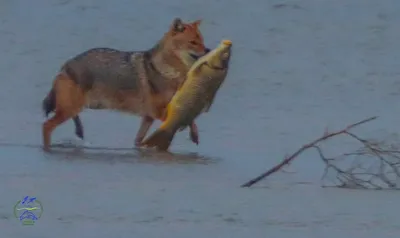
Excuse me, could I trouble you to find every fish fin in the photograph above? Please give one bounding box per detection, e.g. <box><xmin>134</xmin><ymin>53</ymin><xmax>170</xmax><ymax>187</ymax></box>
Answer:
<box><xmin>141</xmin><ymin>129</ymin><xmax>175</xmax><ymax>151</ymax></box>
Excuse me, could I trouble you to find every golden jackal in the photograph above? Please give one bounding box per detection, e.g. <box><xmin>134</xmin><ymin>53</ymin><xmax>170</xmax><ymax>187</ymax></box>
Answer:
<box><xmin>42</xmin><ymin>18</ymin><xmax>210</xmax><ymax>150</ymax></box>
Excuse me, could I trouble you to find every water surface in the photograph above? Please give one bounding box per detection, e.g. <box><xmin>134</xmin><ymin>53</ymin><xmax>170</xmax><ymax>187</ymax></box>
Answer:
<box><xmin>1</xmin><ymin>0</ymin><xmax>400</xmax><ymax>237</ymax></box>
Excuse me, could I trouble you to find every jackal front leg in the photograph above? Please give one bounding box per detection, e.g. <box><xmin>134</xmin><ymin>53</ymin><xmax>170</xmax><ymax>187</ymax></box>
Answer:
<box><xmin>135</xmin><ymin>116</ymin><xmax>154</xmax><ymax>147</ymax></box>
<box><xmin>189</xmin><ymin>122</ymin><xmax>199</xmax><ymax>145</ymax></box>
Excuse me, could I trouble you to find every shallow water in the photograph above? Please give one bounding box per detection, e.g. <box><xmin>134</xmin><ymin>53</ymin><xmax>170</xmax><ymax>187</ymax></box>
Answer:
<box><xmin>1</xmin><ymin>0</ymin><xmax>400</xmax><ymax>237</ymax></box>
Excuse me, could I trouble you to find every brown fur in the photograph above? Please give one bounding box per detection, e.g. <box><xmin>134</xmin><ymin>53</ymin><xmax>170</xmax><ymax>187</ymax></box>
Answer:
<box><xmin>42</xmin><ymin>18</ymin><xmax>209</xmax><ymax>150</ymax></box>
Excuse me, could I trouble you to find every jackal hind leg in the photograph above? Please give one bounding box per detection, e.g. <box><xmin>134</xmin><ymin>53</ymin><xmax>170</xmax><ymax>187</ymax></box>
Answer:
<box><xmin>42</xmin><ymin>73</ymin><xmax>85</xmax><ymax>151</ymax></box>
<box><xmin>43</xmin><ymin>112</ymin><xmax>72</xmax><ymax>151</ymax></box>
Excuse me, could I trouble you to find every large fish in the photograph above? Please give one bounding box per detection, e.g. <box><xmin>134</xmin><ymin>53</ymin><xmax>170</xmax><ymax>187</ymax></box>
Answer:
<box><xmin>140</xmin><ymin>39</ymin><xmax>233</xmax><ymax>151</ymax></box>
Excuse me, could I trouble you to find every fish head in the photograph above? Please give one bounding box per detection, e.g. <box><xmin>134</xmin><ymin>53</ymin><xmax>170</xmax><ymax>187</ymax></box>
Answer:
<box><xmin>193</xmin><ymin>39</ymin><xmax>232</xmax><ymax>73</ymax></box>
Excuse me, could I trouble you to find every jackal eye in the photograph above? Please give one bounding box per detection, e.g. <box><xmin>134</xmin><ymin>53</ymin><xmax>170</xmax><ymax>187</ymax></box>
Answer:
<box><xmin>190</xmin><ymin>40</ymin><xmax>198</xmax><ymax>45</ymax></box>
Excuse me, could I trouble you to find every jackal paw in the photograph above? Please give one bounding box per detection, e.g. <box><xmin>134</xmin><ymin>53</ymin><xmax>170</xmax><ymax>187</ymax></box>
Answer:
<box><xmin>42</xmin><ymin>145</ymin><xmax>51</xmax><ymax>152</ymax></box>
<box><xmin>134</xmin><ymin>138</ymin><xmax>144</xmax><ymax>147</ymax></box>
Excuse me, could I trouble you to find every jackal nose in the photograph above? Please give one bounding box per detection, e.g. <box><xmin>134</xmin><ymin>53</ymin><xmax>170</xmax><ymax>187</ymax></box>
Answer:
<box><xmin>204</xmin><ymin>48</ymin><xmax>211</xmax><ymax>54</ymax></box>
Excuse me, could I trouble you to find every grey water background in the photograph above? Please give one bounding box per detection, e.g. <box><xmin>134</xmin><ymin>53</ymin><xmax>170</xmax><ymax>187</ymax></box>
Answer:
<box><xmin>1</xmin><ymin>0</ymin><xmax>400</xmax><ymax>237</ymax></box>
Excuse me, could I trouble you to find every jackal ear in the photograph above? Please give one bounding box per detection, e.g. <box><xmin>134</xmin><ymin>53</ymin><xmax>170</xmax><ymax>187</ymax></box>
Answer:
<box><xmin>171</xmin><ymin>18</ymin><xmax>185</xmax><ymax>33</ymax></box>
<box><xmin>192</xmin><ymin>20</ymin><xmax>202</xmax><ymax>27</ymax></box>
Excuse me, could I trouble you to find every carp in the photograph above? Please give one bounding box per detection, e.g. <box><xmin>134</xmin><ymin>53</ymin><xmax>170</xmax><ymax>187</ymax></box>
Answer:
<box><xmin>141</xmin><ymin>39</ymin><xmax>233</xmax><ymax>151</ymax></box>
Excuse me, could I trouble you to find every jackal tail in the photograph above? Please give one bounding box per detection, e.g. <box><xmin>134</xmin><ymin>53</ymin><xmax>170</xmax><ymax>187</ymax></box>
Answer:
<box><xmin>141</xmin><ymin>129</ymin><xmax>175</xmax><ymax>151</ymax></box>
<box><xmin>42</xmin><ymin>88</ymin><xmax>56</xmax><ymax>117</ymax></box>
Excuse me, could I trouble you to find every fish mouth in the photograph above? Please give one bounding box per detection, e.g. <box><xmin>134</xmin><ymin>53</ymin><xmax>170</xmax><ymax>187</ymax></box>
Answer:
<box><xmin>189</xmin><ymin>48</ymin><xmax>210</xmax><ymax>60</ymax></box>
<box><xmin>189</xmin><ymin>53</ymin><xmax>201</xmax><ymax>60</ymax></box>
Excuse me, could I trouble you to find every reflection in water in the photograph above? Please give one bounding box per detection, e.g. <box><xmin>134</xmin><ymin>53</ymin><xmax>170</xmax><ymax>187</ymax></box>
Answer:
<box><xmin>43</xmin><ymin>143</ymin><xmax>221</xmax><ymax>165</ymax></box>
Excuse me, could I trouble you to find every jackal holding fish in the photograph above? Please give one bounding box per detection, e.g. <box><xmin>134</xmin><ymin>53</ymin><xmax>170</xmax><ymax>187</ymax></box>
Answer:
<box><xmin>41</xmin><ymin>18</ymin><xmax>210</xmax><ymax>151</ymax></box>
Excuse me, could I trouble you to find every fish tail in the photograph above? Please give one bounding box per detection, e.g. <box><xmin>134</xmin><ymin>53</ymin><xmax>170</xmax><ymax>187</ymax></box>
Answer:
<box><xmin>141</xmin><ymin>128</ymin><xmax>175</xmax><ymax>151</ymax></box>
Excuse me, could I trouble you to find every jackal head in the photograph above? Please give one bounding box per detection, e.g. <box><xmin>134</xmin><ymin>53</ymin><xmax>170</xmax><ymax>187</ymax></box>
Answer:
<box><xmin>161</xmin><ymin>18</ymin><xmax>210</xmax><ymax>67</ymax></box>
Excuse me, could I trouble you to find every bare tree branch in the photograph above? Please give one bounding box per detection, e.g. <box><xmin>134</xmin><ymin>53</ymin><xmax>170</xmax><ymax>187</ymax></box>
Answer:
<box><xmin>241</xmin><ymin>116</ymin><xmax>378</xmax><ymax>188</ymax></box>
